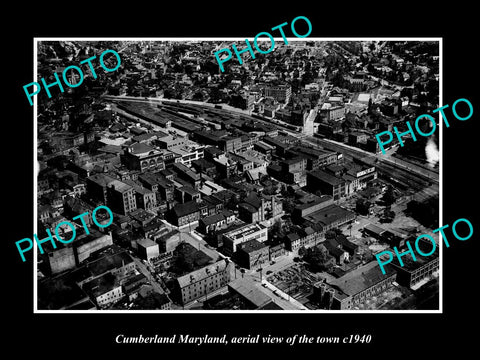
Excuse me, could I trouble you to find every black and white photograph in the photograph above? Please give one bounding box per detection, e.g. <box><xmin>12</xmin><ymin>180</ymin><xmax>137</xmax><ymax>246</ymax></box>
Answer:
<box><xmin>33</xmin><ymin>39</ymin><xmax>441</xmax><ymax>312</ymax></box>
<box><xmin>5</xmin><ymin>3</ymin><xmax>478</xmax><ymax>357</ymax></box>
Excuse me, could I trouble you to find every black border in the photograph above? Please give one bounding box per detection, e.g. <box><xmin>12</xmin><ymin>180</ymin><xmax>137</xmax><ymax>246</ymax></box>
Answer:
<box><xmin>6</xmin><ymin>3</ymin><xmax>478</xmax><ymax>356</ymax></box>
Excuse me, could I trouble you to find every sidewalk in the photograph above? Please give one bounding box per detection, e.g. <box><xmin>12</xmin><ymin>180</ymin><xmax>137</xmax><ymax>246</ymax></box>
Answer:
<box><xmin>260</xmin><ymin>279</ymin><xmax>308</xmax><ymax>310</ymax></box>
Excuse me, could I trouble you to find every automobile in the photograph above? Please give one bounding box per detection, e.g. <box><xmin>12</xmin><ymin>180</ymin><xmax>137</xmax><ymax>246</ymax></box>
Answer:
<box><xmin>270</xmin><ymin>261</ymin><xmax>276</xmax><ymax>265</ymax></box>
<box><xmin>266</xmin><ymin>270</ymin><xmax>273</xmax><ymax>275</ymax></box>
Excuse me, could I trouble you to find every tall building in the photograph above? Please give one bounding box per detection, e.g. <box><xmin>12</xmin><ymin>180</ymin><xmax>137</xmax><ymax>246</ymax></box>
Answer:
<box><xmin>124</xmin><ymin>179</ymin><xmax>157</xmax><ymax>211</ymax></box>
<box><xmin>86</xmin><ymin>173</ymin><xmax>116</xmax><ymax>203</ymax></box>
<box><xmin>107</xmin><ymin>179</ymin><xmax>137</xmax><ymax>215</ymax></box>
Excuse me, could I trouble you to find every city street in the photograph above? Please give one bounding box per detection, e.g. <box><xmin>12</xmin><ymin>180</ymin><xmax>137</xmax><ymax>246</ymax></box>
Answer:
<box><xmin>131</xmin><ymin>257</ymin><xmax>166</xmax><ymax>295</ymax></box>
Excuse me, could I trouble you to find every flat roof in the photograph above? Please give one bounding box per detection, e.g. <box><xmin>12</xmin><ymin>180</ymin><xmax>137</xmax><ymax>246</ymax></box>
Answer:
<box><xmin>224</xmin><ymin>223</ymin><xmax>266</xmax><ymax>241</ymax></box>
<box><xmin>228</xmin><ymin>279</ymin><xmax>272</xmax><ymax>308</ymax></box>
<box><xmin>308</xmin><ymin>169</ymin><xmax>344</xmax><ymax>186</ymax></box>
<box><xmin>329</xmin><ymin>260</ymin><xmax>396</xmax><ymax>297</ymax></box>
<box><xmin>109</xmin><ymin>179</ymin><xmax>133</xmax><ymax>193</ymax></box>
<box><xmin>176</xmin><ymin>259</ymin><xmax>227</xmax><ymax>289</ymax></box>
<box><xmin>304</xmin><ymin>204</ymin><xmax>354</xmax><ymax>227</ymax></box>
<box><xmin>137</xmin><ymin>238</ymin><xmax>158</xmax><ymax>248</ymax></box>
<box><xmin>237</xmin><ymin>239</ymin><xmax>267</xmax><ymax>253</ymax></box>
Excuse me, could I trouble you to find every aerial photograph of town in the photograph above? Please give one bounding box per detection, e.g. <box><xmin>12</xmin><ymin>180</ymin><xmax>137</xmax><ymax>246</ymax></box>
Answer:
<box><xmin>35</xmin><ymin>39</ymin><xmax>440</xmax><ymax>311</ymax></box>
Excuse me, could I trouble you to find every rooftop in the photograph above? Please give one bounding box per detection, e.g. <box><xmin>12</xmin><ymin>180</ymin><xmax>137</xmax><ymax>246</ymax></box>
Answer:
<box><xmin>328</xmin><ymin>260</ymin><xmax>396</xmax><ymax>297</ymax></box>
<box><xmin>176</xmin><ymin>259</ymin><xmax>228</xmax><ymax>289</ymax></box>
<box><xmin>304</xmin><ymin>204</ymin><xmax>355</xmax><ymax>227</ymax></box>
<box><xmin>237</xmin><ymin>239</ymin><xmax>267</xmax><ymax>254</ymax></box>
<box><xmin>200</xmin><ymin>213</ymin><xmax>226</xmax><ymax>226</ymax></box>
<box><xmin>109</xmin><ymin>179</ymin><xmax>133</xmax><ymax>193</ymax></box>
<box><xmin>364</xmin><ymin>223</ymin><xmax>387</xmax><ymax>236</ymax></box>
<box><xmin>128</xmin><ymin>142</ymin><xmax>161</xmax><ymax>156</ymax></box>
<box><xmin>137</xmin><ymin>238</ymin><xmax>158</xmax><ymax>249</ymax></box>
<box><xmin>308</xmin><ymin>169</ymin><xmax>344</xmax><ymax>186</ymax></box>
<box><xmin>172</xmin><ymin>200</ymin><xmax>200</xmax><ymax>218</ymax></box>
<box><xmin>83</xmin><ymin>272</ymin><xmax>119</xmax><ymax>298</ymax></box>
<box><xmin>224</xmin><ymin>223</ymin><xmax>266</xmax><ymax>241</ymax></box>
<box><xmin>228</xmin><ymin>279</ymin><xmax>272</xmax><ymax>308</ymax></box>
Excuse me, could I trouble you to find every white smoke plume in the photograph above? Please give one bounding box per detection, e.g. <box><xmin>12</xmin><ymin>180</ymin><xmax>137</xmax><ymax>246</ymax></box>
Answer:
<box><xmin>425</xmin><ymin>138</ymin><xmax>439</xmax><ymax>168</ymax></box>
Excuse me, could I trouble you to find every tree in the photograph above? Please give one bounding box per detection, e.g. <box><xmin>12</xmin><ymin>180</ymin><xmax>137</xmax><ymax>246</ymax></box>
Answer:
<box><xmin>380</xmin><ymin>209</ymin><xmax>396</xmax><ymax>223</ymax></box>
<box><xmin>325</xmin><ymin>228</ymin><xmax>343</xmax><ymax>240</ymax></box>
<box><xmin>303</xmin><ymin>246</ymin><xmax>334</xmax><ymax>272</ymax></box>
<box><xmin>356</xmin><ymin>198</ymin><xmax>371</xmax><ymax>216</ymax></box>
<box><xmin>192</xmin><ymin>91</ymin><xmax>204</xmax><ymax>101</ymax></box>
<box><xmin>298</xmin><ymin>246</ymin><xmax>307</xmax><ymax>257</ymax></box>
<box><xmin>382</xmin><ymin>185</ymin><xmax>396</xmax><ymax>206</ymax></box>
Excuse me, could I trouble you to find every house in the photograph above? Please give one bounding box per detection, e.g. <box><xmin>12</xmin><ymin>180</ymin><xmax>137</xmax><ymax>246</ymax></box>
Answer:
<box><xmin>323</xmin><ymin>238</ymin><xmax>349</xmax><ymax>265</ymax></box>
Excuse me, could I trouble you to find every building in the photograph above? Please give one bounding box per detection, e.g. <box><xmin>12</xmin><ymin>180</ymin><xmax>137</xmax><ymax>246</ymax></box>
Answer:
<box><xmin>155</xmin><ymin>230</ymin><xmax>182</xmax><ymax>254</ymax></box>
<box><xmin>191</xmin><ymin>158</ymin><xmax>217</xmax><ymax>178</ymax></box>
<box><xmin>348</xmin><ymin>132</ymin><xmax>368</xmax><ymax>146</ymax></box>
<box><xmin>307</xmin><ymin>169</ymin><xmax>346</xmax><ymax>200</ymax></box>
<box><xmin>121</xmin><ymin>142</ymin><xmax>166</xmax><ymax>172</ymax></box>
<box><xmin>86</xmin><ymin>173</ymin><xmax>115</xmax><ymax>203</ymax></box>
<box><xmin>276</xmin><ymin>157</ymin><xmax>307</xmax><ymax>185</ymax></box>
<box><xmin>323</xmin><ymin>163</ymin><xmax>377</xmax><ymax>197</ymax></box>
<box><xmin>174</xmin><ymin>186</ymin><xmax>200</xmax><ymax>204</ymax></box>
<box><xmin>228</xmin><ymin>278</ymin><xmax>274</xmax><ymax>309</ymax></box>
<box><xmin>323</xmin><ymin>239</ymin><xmax>349</xmax><ymax>265</ymax></box>
<box><xmin>293</xmin><ymin>194</ymin><xmax>334</xmax><ymax>220</ymax></box>
<box><xmin>314</xmin><ymin>261</ymin><xmax>397</xmax><ymax>310</ymax></box>
<box><xmin>198</xmin><ymin>211</ymin><xmax>235</xmax><ymax>234</ymax></box>
<box><xmin>167</xmin><ymin>200</ymin><xmax>201</xmax><ymax>227</ymax></box>
<box><xmin>124</xmin><ymin>180</ymin><xmax>157</xmax><ymax>211</ymax></box>
<box><xmin>238</xmin><ymin>193</ymin><xmax>283</xmax><ymax>224</ymax></box>
<box><xmin>169</xmin><ymin>140</ymin><xmax>205</xmax><ymax>166</ymax></box>
<box><xmin>218</xmin><ymin>136</ymin><xmax>242</xmax><ymax>153</ymax></box>
<box><xmin>171</xmin><ymin>162</ymin><xmax>202</xmax><ymax>189</ymax></box>
<box><xmin>287</xmin><ymin>146</ymin><xmax>337</xmax><ymax>171</ymax></box>
<box><xmin>320</xmin><ymin>103</ymin><xmax>345</xmax><ymax>121</ymax></box>
<box><xmin>236</xmin><ymin>239</ymin><xmax>269</xmax><ymax>270</ymax></box>
<box><xmin>45</xmin><ymin>232</ymin><xmax>113</xmax><ymax>274</ymax></box>
<box><xmin>264</xmin><ymin>84</ymin><xmax>292</xmax><ymax>104</ymax></box>
<box><xmin>254</xmin><ymin>141</ymin><xmax>275</xmax><ymax>156</ymax></box>
<box><xmin>284</xmin><ymin>225</ymin><xmax>324</xmax><ymax>252</ymax></box>
<box><xmin>137</xmin><ymin>238</ymin><xmax>160</xmax><ymax>261</ymax></box>
<box><xmin>269</xmin><ymin>242</ymin><xmax>286</xmax><ymax>260</ymax></box>
<box><xmin>222</xmin><ymin>223</ymin><xmax>268</xmax><ymax>255</ymax></box>
<box><xmin>82</xmin><ymin>272</ymin><xmax>123</xmax><ymax>308</ymax></box>
<box><xmin>107</xmin><ymin>179</ymin><xmax>137</xmax><ymax>215</ymax></box>
<box><xmin>122</xmin><ymin>273</ymin><xmax>148</xmax><ymax>301</ymax></box>
<box><xmin>73</xmin><ymin>248</ymin><xmax>137</xmax><ymax>288</ymax></box>
<box><xmin>174</xmin><ymin>259</ymin><xmax>231</xmax><ymax>305</ymax></box>
<box><xmin>302</xmin><ymin>204</ymin><xmax>355</xmax><ymax>231</ymax></box>
<box><xmin>388</xmin><ymin>237</ymin><xmax>439</xmax><ymax>288</ymax></box>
